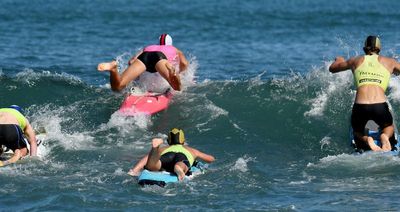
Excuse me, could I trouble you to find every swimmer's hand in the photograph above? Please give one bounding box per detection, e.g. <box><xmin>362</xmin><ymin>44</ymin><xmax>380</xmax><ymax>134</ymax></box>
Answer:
<box><xmin>168</xmin><ymin>64</ymin><xmax>181</xmax><ymax>91</ymax></box>
<box><xmin>0</xmin><ymin>161</ymin><xmax>9</xmax><ymax>167</ymax></box>
<box><xmin>127</xmin><ymin>169</ymin><xmax>141</xmax><ymax>177</ymax></box>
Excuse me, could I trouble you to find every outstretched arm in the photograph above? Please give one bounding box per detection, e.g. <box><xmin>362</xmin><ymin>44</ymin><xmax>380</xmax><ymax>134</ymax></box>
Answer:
<box><xmin>392</xmin><ymin>59</ymin><xmax>400</xmax><ymax>75</ymax></box>
<box><xmin>329</xmin><ymin>56</ymin><xmax>355</xmax><ymax>73</ymax></box>
<box><xmin>176</xmin><ymin>48</ymin><xmax>188</xmax><ymax>72</ymax></box>
<box><xmin>24</xmin><ymin>121</ymin><xmax>37</xmax><ymax>156</ymax></box>
<box><xmin>190</xmin><ymin>147</ymin><xmax>215</xmax><ymax>163</ymax></box>
<box><xmin>166</xmin><ymin>63</ymin><xmax>182</xmax><ymax>91</ymax></box>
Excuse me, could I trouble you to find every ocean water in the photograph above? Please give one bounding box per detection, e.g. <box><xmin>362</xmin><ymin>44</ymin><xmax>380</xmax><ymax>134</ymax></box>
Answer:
<box><xmin>1</xmin><ymin>0</ymin><xmax>400</xmax><ymax>211</ymax></box>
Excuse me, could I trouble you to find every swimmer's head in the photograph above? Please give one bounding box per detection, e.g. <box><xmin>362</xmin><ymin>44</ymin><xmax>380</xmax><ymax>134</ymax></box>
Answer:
<box><xmin>159</xmin><ymin>34</ymin><xmax>173</xmax><ymax>46</ymax></box>
<box><xmin>9</xmin><ymin>105</ymin><xmax>23</xmax><ymax>114</ymax></box>
<box><xmin>167</xmin><ymin>128</ymin><xmax>185</xmax><ymax>145</ymax></box>
<box><xmin>363</xmin><ymin>35</ymin><xmax>381</xmax><ymax>54</ymax></box>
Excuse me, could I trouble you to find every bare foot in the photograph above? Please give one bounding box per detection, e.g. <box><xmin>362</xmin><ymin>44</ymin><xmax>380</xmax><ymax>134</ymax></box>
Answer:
<box><xmin>367</xmin><ymin>137</ymin><xmax>382</xmax><ymax>151</ymax></box>
<box><xmin>152</xmin><ymin>138</ymin><xmax>164</xmax><ymax>148</ymax></box>
<box><xmin>380</xmin><ymin>134</ymin><xmax>391</xmax><ymax>152</ymax></box>
<box><xmin>174</xmin><ymin>165</ymin><xmax>186</xmax><ymax>181</ymax></box>
<box><xmin>127</xmin><ymin>169</ymin><xmax>140</xmax><ymax>177</ymax></box>
<box><xmin>97</xmin><ymin>61</ymin><xmax>117</xmax><ymax>72</ymax></box>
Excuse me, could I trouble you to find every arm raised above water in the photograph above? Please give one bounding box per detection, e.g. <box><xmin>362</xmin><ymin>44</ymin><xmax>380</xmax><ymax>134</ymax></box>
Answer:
<box><xmin>329</xmin><ymin>56</ymin><xmax>357</xmax><ymax>73</ymax></box>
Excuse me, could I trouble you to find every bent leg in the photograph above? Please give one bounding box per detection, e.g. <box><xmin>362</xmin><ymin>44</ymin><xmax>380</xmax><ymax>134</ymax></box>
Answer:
<box><xmin>354</xmin><ymin>131</ymin><xmax>382</xmax><ymax>151</ymax></box>
<box><xmin>381</xmin><ymin>125</ymin><xmax>394</xmax><ymax>151</ymax></box>
<box><xmin>118</xmin><ymin>60</ymin><xmax>146</xmax><ymax>89</ymax></box>
<box><xmin>174</xmin><ymin>162</ymin><xmax>189</xmax><ymax>181</ymax></box>
<box><xmin>128</xmin><ymin>154</ymin><xmax>148</xmax><ymax>176</ymax></box>
<box><xmin>155</xmin><ymin>60</ymin><xmax>181</xmax><ymax>91</ymax></box>
<box><xmin>98</xmin><ymin>60</ymin><xmax>146</xmax><ymax>91</ymax></box>
<box><xmin>144</xmin><ymin>138</ymin><xmax>163</xmax><ymax>171</ymax></box>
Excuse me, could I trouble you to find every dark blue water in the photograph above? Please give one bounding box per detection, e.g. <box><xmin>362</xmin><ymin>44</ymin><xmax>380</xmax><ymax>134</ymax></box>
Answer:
<box><xmin>2</xmin><ymin>0</ymin><xmax>400</xmax><ymax>211</ymax></box>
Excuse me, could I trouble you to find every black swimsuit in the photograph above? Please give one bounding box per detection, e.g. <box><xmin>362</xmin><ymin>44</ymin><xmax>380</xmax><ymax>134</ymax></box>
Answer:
<box><xmin>0</xmin><ymin>124</ymin><xmax>27</xmax><ymax>151</ymax></box>
<box><xmin>159</xmin><ymin>152</ymin><xmax>190</xmax><ymax>173</ymax></box>
<box><xmin>351</xmin><ymin>102</ymin><xmax>393</xmax><ymax>133</ymax></box>
<box><xmin>137</xmin><ymin>51</ymin><xmax>167</xmax><ymax>73</ymax></box>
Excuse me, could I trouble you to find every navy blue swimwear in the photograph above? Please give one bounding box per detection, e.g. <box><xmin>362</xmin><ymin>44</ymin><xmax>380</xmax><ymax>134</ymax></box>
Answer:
<box><xmin>0</xmin><ymin>124</ymin><xmax>27</xmax><ymax>151</ymax></box>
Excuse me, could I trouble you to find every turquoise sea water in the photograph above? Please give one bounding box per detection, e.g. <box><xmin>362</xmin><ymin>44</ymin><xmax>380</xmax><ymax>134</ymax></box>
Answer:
<box><xmin>2</xmin><ymin>0</ymin><xmax>400</xmax><ymax>211</ymax></box>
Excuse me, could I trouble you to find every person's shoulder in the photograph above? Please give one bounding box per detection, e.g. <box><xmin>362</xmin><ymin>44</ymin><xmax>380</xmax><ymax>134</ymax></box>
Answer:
<box><xmin>379</xmin><ymin>55</ymin><xmax>398</xmax><ymax>63</ymax></box>
<box><xmin>183</xmin><ymin>145</ymin><xmax>196</xmax><ymax>152</ymax></box>
<box><xmin>159</xmin><ymin>145</ymin><xmax>169</xmax><ymax>151</ymax></box>
<box><xmin>384</xmin><ymin>55</ymin><xmax>397</xmax><ymax>61</ymax></box>
<box><xmin>347</xmin><ymin>55</ymin><xmax>365</xmax><ymax>65</ymax></box>
<box><xmin>352</xmin><ymin>55</ymin><xmax>364</xmax><ymax>61</ymax></box>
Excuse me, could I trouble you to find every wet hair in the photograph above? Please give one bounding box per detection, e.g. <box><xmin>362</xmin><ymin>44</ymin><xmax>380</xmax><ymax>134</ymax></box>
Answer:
<box><xmin>167</xmin><ymin>128</ymin><xmax>185</xmax><ymax>145</ymax></box>
<box><xmin>363</xmin><ymin>35</ymin><xmax>381</xmax><ymax>54</ymax></box>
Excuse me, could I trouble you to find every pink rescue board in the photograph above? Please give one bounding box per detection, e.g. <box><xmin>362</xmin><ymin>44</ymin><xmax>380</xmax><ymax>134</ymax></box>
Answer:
<box><xmin>118</xmin><ymin>90</ymin><xmax>173</xmax><ymax>116</ymax></box>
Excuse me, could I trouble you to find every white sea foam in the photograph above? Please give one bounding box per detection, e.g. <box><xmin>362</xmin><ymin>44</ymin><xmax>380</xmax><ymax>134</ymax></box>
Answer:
<box><xmin>15</xmin><ymin>69</ymin><xmax>83</xmax><ymax>86</ymax></box>
<box><xmin>288</xmin><ymin>171</ymin><xmax>316</xmax><ymax>185</ymax></box>
<box><xmin>115</xmin><ymin>51</ymin><xmax>135</xmax><ymax>73</ymax></box>
<box><xmin>307</xmin><ymin>152</ymin><xmax>400</xmax><ymax>171</ymax></box>
<box><xmin>29</xmin><ymin>104</ymin><xmax>96</xmax><ymax>150</ymax></box>
<box><xmin>387</xmin><ymin>77</ymin><xmax>400</xmax><ymax>103</ymax></box>
<box><xmin>113</xmin><ymin>167</ymin><xmax>125</xmax><ymax>176</ymax></box>
<box><xmin>304</xmin><ymin>62</ymin><xmax>353</xmax><ymax>118</ymax></box>
<box><xmin>229</xmin><ymin>156</ymin><xmax>256</xmax><ymax>172</ymax></box>
<box><xmin>106</xmin><ymin>110</ymin><xmax>152</xmax><ymax>130</ymax></box>
<box><xmin>319</xmin><ymin>136</ymin><xmax>332</xmax><ymax>150</ymax></box>
<box><xmin>206</xmin><ymin>103</ymin><xmax>228</xmax><ymax>119</ymax></box>
<box><xmin>195</xmin><ymin>100</ymin><xmax>229</xmax><ymax>130</ymax></box>
<box><xmin>181</xmin><ymin>56</ymin><xmax>198</xmax><ymax>88</ymax></box>
<box><xmin>136</xmin><ymin>72</ymin><xmax>170</xmax><ymax>93</ymax></box>
<box><xmin>142</xmin><ymin>186</ymin><xmax>177</xmax><ymax>196</ymax></box>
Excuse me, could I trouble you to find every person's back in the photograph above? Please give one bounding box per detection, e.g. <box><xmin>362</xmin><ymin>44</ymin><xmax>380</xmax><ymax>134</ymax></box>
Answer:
<box><xmin>0</xmin><ymin>108</ymin><xmax>27</xmax><ymax>128</ymax></box>
<box><xmin>352</xmin><ymin>54</ymin><xmax>391</xmax><ymax>104</ymax></box>
<box><xmin>143</xmin><ymin>45</ymin><xmax>179</xmax><ymax>66</ymax></box>
<box><xmin>0</xmin><ymin>105</ymin><xmax>37</xmax><ymax>166</ymax></box>
<box><xmin>329</xmin><ymin>36</ymin><xmax>400</xmax><ymax>151</ymax></box>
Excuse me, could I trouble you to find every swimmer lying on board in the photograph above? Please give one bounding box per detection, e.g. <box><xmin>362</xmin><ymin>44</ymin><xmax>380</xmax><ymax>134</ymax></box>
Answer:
<box><xmin>128</xmin><ymin>128</ymin><xmax>215</xmax><ymax>181</ymax></box>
